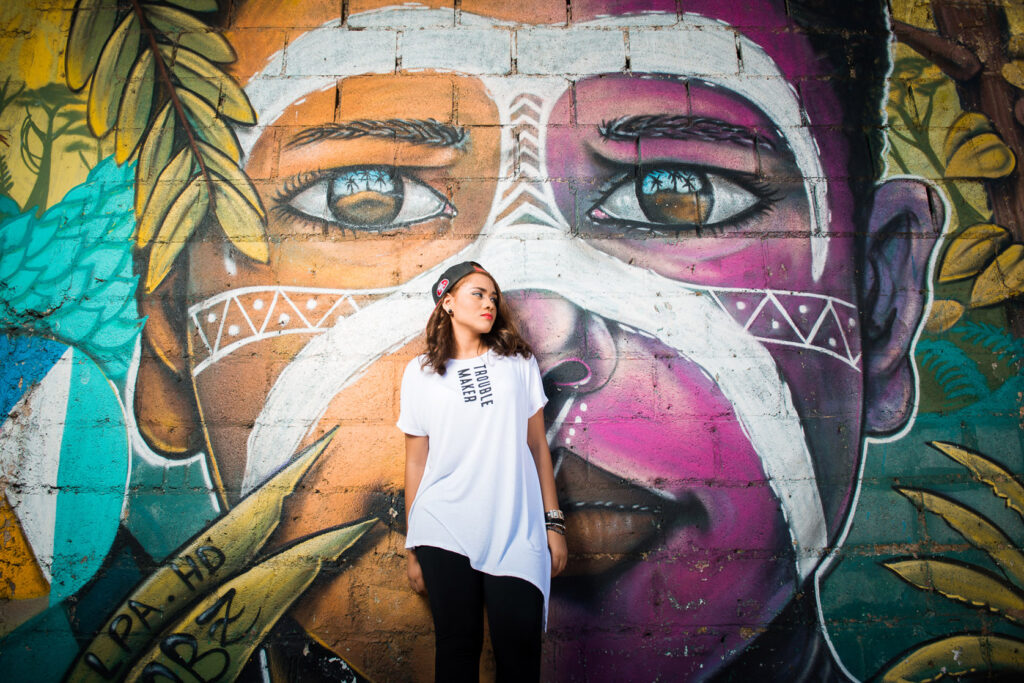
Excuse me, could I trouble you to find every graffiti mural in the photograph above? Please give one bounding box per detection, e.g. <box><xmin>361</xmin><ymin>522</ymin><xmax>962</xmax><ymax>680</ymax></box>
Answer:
<box><xmin>2</xmin><ymin>0</ymin><xmax>1024</xmax><ymax>680</ymax></box>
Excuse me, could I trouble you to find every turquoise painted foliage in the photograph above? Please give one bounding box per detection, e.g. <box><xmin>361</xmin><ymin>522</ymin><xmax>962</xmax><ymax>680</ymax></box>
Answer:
<box><xmin>0</xmin><ymin>157</ymin><xmax>142</xmax><ymax>380</ymax></box>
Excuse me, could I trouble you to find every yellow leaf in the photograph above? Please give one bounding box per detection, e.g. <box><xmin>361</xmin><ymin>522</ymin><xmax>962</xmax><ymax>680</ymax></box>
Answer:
<box><xmin>896</xmin><ymin>488</ymin><xmax>1024</xmax><ymax>589</ymax></box>
<box><xmin>146</xmin><ymin>176</ymin><xmax>209</xmax><ymax>290</ymax></box>
<box><xmin>160</xmin><ymin>45</ymin><xmax>256</xmax><ymax>124</ymax></box>
<box><xmin>198</xmin><ymin>141</ymin><xmax>264</xmax><ymax>215</ymax></box>
<box><xmin>943</xmin><ymin>112</ymin><xmax>993</xmax><ymax>164</ymax></box>
<box><xmin>1011</xmin><ymin>36</ymin><xmax>1024</xmax><ymax>60</ymax></box>
<box><xmin>114</xmin><ymin>49</ymin><xmax>155</xmax><ymax>164</ymax></box>
<box><xmin>1003</xmin><ymin>61</ymin><xmax>1024</xmax><ymax>91</ymax></box>
<box><xmin>136</xmin><ymin>147</ymin><xmax>193</xmax><ymax>247</ymax></box>
<box><xmin>946</xmin><ymin>132</ymin><xmax>1016</xmax><ymax>179</ymax></box>
<box><xmin>213</xmin><ymin>181</ymin><xmax>269</xmax><ymax>262</ymax></box>
<box><xmin>880</xmin><ymin>634</ymin><xmax>1024</xmax><ymax>683</ymax></box>
<box><xmin>970</xmin><ymin>244</ymin><xmax>1024</xmax><ymax>308</ymax></box>
<box><xmin>922</xmin><ymin>300</ymin><xmax>964</xmax><ymax>333</ymax></box>
<box><xmin>123</xmin><ymin>520</ymin><xmax>376</xmax><ymax>683</ymax></box>
<box><xmin>177</xmin><ymin>89</ymin><xmax>242</xmax><ymax>162</ymax></box>
<box><xmin>135</xmin><ymin>103</ymin><xmax>176</xmax><ymax>222</ymax></box>
<box><xmin>64</xmin><ymin>429</ymin><xmax>339</xmax><ymax>682</ymax></box>
<box><xmin>884</xmin><ymin>559</ymin><xmax>1024</xmax><ymax>624</ymax></box>
<box><xmin>938</xmin><ymin>223</ymin><xmax>1011</xmax><ymax>282</ymax></box>
<box><xmin>929</xmin><ymin>442</ymin><xmax>1024</xmax><ymax>521</ymax></box>
<box><xmin>66</xmin><ymin>0</ymin><xmax>119</xmax><ymax>91</ymax></box>
<box><xmin>146</xmin><ymin>4</ymin><xmax>235</xmax><ymax>63</ymax></box>
<box><xmin>87</xmin><ymin>12</ymin><xmax>140</xmax><ymax>138</ymax></box>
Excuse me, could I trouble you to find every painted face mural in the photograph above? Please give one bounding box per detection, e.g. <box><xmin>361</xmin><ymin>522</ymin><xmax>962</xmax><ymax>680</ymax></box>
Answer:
<box><xmin>34</xmin><ymin>0</ymin><xmax>1024</xmax><ymax>680</ymax></box>
<box><xmin>126</xmin><ymin>0</ymin><xmax>944</xmax><ymax>679</ymax></box>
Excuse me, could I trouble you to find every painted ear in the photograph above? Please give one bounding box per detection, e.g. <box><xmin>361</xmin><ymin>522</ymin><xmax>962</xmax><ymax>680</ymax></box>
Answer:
<box><xmin>860</xmin><ymin>178</ymin><xmax>944</xmax><ymax>436</ymax></box>
<box><xmin>134</xmin><ymin>268</ymin><xmax>203</xmax><ymax>456</ymax></box>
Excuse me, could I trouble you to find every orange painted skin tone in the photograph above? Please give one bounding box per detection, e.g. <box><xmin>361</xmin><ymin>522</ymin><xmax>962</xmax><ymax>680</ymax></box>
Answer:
<box><xmin>185</xmin><ymin>5</ymin><xmax>511</xmax><ymax>678</ymax></box>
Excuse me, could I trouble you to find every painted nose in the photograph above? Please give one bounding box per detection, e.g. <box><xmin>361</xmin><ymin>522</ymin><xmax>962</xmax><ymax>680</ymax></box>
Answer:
<box><xmin>503</xmin><ymin>291</ymin><xmax>616</xmax><ymax>395</ymax></box>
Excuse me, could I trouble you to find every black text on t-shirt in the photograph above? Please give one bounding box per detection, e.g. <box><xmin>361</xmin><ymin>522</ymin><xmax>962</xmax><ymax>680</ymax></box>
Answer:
<box><xmin>457</xmin><ymin>365</ymin><xmax>494</xmax><ymax>407</ymax></box>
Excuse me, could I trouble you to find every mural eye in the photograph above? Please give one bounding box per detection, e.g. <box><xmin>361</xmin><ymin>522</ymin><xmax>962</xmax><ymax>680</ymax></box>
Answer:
<box><xmin>287</xmin><ymin>167</ymin><xmax>454</xmax><ymax>230</ymax></box>
<box><xmin>588</xmin><ymin>166</ymin><xmax>763</xmax><ymax>231</ymax></box>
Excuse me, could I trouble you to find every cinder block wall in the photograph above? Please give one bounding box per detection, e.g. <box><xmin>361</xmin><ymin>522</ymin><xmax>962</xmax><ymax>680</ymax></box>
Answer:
<box><xmin>2</xmin><ymin>1</ymin><xmax>1023</xmax><ymax>681</ymax></box>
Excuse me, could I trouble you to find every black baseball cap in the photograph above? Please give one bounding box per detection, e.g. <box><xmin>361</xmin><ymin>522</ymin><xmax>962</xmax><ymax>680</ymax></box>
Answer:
<box><xmin>431</xmin><ymin>261</ymin><xmax>490</xmax><ymax>305</ymax></box>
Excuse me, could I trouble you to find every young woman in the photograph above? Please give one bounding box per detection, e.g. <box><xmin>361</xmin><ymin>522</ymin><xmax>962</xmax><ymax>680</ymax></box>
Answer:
<box><xmin>398</xmin><ymin>261</ymin><xmax>568</xmax><ymax>683</ymax></box>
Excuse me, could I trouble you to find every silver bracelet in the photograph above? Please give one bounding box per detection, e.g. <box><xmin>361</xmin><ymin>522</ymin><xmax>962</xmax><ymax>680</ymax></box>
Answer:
<box><xmin>545</xmin><ymin>522</ymin><xmax>566</xmax><ymax>536</ymax></box>
<box><xmin>545</xmin><ymin>509</ymin><xmax>565</xmax><ymax>523</ymax></box>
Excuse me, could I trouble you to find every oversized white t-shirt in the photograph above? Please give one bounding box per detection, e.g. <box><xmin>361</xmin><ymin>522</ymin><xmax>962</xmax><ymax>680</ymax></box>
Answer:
<box><xmin>398</xmin><ymin>350</ymin><xmax>550</xmax><ymax>619</ymax></box>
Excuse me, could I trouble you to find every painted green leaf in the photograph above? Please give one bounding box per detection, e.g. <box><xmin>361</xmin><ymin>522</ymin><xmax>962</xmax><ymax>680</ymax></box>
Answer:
<box><xmin>880</xmin><ymin>634</ymin><xmax>1024</xmax><ymax>683</ymax></box>
<box><xmin>970</xmin><ymin>244</ymin><xmax>1024</xmax><ymax>308</ymax></box>
<box><xmin>87</xmin><ymin>12</ymin><xmax>141</xmax><ymax>137</ymax></box>
<box><xmin>66</xmin><ymin>0</ymin><xmax>120</xmax><ymax>91</ymax></box>
<box><xmin>135</xmin><ymin>102</ymin><xmax>176</xmax><ymax>221</ymax></box>
<box><xmin>896</xmin><ymin>488</ymin><xmax>1024</xmax><ymax>588</ymax></box>
<box><xmin>212</xmin><ymin>179</ymin><xmax>268</xmax><ymax>262</ymax></box>
<box><xmin>198</xmin><ymin>141</ymin><xmax>264</xmax><ymax>216</ymax></box>
<box><xmin>938</xmin><ymin>223</ymin><xmax>1012</xmax><ymax>283</ymax></box>
<box><xmin>114</xmin><ymin>48</ymin><xmax>155</xmax><ymax>164</ymax></box>
<box><xmin>65</xmin><ymin>429</ymin><xmax>339</xmax><ymax>682</ymax></box>
<box><xmin>929</xmin><ymin>442</ymin><xmax>1024</xmax><ymax>521</ymax></box>
<box><xmin>160</xmin><ymin>45</ymin><xmax>255</xmax><ymax>124</ymax></box>
<box><xmin>942</xmin><ymin>111</ymin><xmax>994</xmax><ymax>164</ymax></box>
<box><xmin>146</xmin><ymin>175</ymin><xmax>209</xmax><ymax>290</ymax></box>
<box><xmin>123</xmin><ymin>520</ymin><xmax>375</xmax><ymax>682</ymax></box>
<box><xmin>145</xmin><ymin>4</ymin><xmax>235</xmax><ymax>63</ymax></box>
<box><xmin>178</xmin><ymin>89</ymin><xmax>242</xmax><ymax>162</ymax></box>
<box><xmin>884</xmin><ymin>559</ymin><xmax>1024</xmax><ymax>624</ymax></box>
<box><xmin>136</xmin><ymin>147</ymin><xmax>193</xmax><ymax>247</ymax></box>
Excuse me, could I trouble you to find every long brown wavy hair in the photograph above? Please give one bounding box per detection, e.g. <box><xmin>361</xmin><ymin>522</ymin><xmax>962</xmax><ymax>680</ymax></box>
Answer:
<box><xmin>422</xmin><ymin>273</ymin><xmax>533</xmax><ymax>375</ymax></box>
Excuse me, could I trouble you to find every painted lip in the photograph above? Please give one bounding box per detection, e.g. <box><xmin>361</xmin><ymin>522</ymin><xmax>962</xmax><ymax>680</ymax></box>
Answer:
<box><xmin>553</xmin><ymin>447</ymin><xmax>708</xmax><ymax>577</ymax></box>
<box><xmin>481</xmin><ymin>313</ymin><xmax>493</xmax><ymax>320</ymax></box>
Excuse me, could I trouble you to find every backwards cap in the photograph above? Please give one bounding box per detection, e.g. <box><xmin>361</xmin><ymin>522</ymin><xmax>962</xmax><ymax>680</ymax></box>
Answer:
<box><xmin>431</xmin><ymin>261</ymin><xmax>490</xmax><ymax>305</ymax></box>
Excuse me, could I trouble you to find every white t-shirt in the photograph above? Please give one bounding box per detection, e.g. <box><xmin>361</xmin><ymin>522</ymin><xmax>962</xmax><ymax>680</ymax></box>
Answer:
<box><xmin>398</xmin><ymin>350</ymin><xmax>550</xmax><ymax>619</ymax></box>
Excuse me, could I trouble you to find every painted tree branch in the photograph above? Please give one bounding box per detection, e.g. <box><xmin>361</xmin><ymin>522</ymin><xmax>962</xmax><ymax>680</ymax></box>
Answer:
<box><xmin>892</xmin><ymin>20</ymin><xmax>982</xmax><ymax>81</ymax></box>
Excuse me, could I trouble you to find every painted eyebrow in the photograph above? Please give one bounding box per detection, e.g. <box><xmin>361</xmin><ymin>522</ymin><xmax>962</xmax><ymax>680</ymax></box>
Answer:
<box><xmin>287</xmin><ymin>118</ymin><xmax>468</xmax><ymax>149</ymax></box>
<box><xmin>598</xmin><ymin>115</ymin><xmax>779</xmax><ymax>153</ymax></box>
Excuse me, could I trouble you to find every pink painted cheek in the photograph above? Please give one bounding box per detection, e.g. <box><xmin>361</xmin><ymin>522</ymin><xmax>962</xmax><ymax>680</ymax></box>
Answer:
<box><xmin>552</xmin><ymin>333</ymin><xmax>769</xmax><ymax>494</ymax></box>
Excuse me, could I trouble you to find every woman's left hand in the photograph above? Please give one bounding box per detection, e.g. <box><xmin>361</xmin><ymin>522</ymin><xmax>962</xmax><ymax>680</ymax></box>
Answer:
<box><xmin>548</xmin><ymin>530</ymin><xmax>568</xmax><ymax>576</ymax></box>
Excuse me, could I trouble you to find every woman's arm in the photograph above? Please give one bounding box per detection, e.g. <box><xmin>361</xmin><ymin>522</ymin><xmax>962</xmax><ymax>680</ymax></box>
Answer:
<box><xmin>405</xmin><ymin>434</ymin><xmax>429</xmax><ymax>594</ymax></box>
<box><xmin>527</xmin><ymin>409</ymin><xmax>568</xmax><ymax>576</ymax></box>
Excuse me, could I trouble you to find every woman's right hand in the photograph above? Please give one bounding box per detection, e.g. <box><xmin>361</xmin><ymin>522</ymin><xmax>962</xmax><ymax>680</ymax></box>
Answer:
<box><xmin>407</xmin><ymin>550</ymin><xmax>426</xmax><ymax>595</ymax></box>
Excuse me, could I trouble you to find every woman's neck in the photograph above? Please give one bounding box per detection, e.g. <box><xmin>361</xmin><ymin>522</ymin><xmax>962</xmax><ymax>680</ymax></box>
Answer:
<box><xmin>452</xmin><ymin>326</ymin><xmax>487</xmax><ymax>359</ymax></box>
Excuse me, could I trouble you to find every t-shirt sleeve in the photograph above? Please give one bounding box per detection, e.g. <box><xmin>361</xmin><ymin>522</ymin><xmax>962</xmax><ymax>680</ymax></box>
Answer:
<box><xmin>396</xmin><ymin>359</ymin><xmax>428</xmax><ymax>436</ymax></box>
<box><xmin>526</xmin><ymin>355</ymin><xmax>548</xmax><ymax>415</ymax></box>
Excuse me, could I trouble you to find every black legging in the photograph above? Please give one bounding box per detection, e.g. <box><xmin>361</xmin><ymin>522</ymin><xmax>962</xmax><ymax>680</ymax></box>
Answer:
<box><xmin>415</xmin><ymin>545</ymin><xmax>543</xmax><ymax>683</ymax></box>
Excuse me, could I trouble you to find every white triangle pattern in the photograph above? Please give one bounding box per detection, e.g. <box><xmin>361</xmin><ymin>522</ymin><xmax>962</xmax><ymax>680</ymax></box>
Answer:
<box><xmin>188</xmin><ymin>287</ymin><xmax>375</xmax><ymax>376</ymax></box>
<box><xmin>707</xmin><ymin>287</ymin><xmax>861</xmax><ymax>370</ymax></box>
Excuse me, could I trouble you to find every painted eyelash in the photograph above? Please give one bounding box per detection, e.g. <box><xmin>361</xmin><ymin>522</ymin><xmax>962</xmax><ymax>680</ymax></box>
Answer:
<box><xmin>272</xmin><ymin>169</ymin><xmax>333</xmax><ymax>204</ymax></box>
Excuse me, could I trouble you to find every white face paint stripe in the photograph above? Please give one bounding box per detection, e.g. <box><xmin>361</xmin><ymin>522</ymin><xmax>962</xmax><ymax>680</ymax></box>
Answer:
<box><xmin>242</xmin><ymin>221</ymin><xmax>830</xmax><ymax>579</ymax></box>
<box><xmin>190</xmin><ymin>284</ymin><xmax>860</xmax><ymax>374</ymax></box>
<box><xmin>241</xmin><ymin>82</ymin><xmax>829</xmax><ymax>582</ymax></box>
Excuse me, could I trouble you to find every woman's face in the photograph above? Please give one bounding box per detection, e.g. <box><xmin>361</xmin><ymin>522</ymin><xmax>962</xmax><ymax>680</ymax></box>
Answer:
<box><xmin>445</xmin><ymin>273</ymin><xmax>499</xmax><ymax>338</ymax></box>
